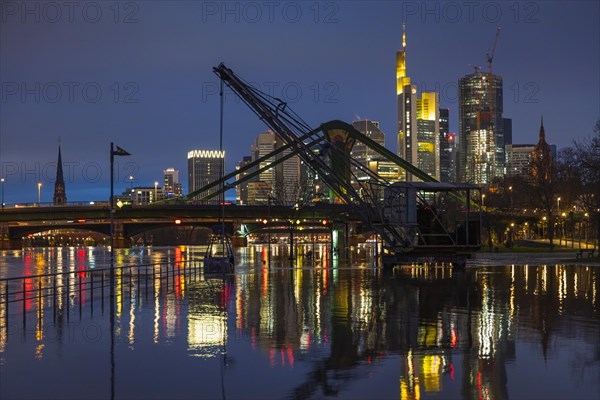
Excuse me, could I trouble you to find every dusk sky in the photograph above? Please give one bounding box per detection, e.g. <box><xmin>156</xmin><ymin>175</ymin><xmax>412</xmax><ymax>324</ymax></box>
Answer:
<box><xmin>1</xmin><ymin>1</ymin><xmax>598</xmax><ymax>203</ymax></box>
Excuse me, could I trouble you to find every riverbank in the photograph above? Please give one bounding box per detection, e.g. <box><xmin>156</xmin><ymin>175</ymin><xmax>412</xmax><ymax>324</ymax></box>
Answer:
<box><xmin>472</xmin><ymin>250</ymin><xmax>600</xmax><ymax>267</ymax></box>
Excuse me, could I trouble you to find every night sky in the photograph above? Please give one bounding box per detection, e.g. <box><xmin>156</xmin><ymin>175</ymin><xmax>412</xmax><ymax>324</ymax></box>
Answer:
<box><xmin>1</xmin><ymin>1</ymin><xmax>598</xmax><ymax>203</ymax></box>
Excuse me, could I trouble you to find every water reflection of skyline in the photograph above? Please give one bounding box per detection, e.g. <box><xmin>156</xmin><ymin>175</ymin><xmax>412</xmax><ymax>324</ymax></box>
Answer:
<box><xmin>0</xmin><ymin>247</ymin><xmax>599</xmax><ymax>399</ymax></box>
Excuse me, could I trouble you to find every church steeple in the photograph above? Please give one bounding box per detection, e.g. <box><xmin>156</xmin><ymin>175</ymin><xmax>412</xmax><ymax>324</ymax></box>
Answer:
<box><xmin>531</xmin><ymin>115</ymin><xmax>554</xmax><ymax>182</ymax></box>
<box><xmin>53</xmin><ymin>145</ymin><xmax>67</xmax><ymax>205</ymax></box>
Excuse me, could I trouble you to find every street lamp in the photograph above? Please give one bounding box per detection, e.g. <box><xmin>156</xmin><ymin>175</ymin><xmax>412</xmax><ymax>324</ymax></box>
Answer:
<box><xmin>557</xmin><ymin>197</ymin><xmax>561</xmax><ymax>213</ymax></box>
<box><xmin>482</xmin><ymin>193</ymin><xmax>486</xmax><ymax>209</ymax></box>
<box><xmin>1</xmin><ymin>177</ymin><xmax>4</xmax><ymax>210</ymax></box>
<box><xmin>508</xmin><ymin>186</ymin><xmax>513</xmax><ymax>213</ymax></box>
<box><xmin>561</xmin><ymin>212</ymin><xmax>566</xmax><ymax>246</ymax></box>
<box><xmin>542</xmin><ymin>216</ymin><xmax>547</xmax><ymax>239</ymax></box>
<box><xmin>267</xmin><ymin>194</ymin><xmax>272</xmax><ymax>266</ymax></box>
<box><xmin>37</xmin><ymin>182</ymin><xmax>42</xmax><ymax>206</ymax></box>
<box><xmin>154</xmin><ymin>181</ymin><xmax>158</xmax><ymax>203</ymax></box>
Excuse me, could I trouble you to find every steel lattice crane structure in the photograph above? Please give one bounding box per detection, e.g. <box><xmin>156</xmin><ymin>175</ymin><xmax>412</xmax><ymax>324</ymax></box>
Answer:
<box><xmin>204</xmin><ymin>63</ymin><xmax>481</xmax><ymax>264</ymax></box>
<box><xmin>212</xmin><ymin>63</ymin><xmax>421</xmax><ymax>253</ymax></box>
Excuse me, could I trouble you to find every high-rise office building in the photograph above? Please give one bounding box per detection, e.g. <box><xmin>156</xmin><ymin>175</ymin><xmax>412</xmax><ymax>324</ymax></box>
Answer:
<box><xmin>244</xmin><ymin>130</ymin><xmax>302</xmax><ymax>205</ymax></box>
<box><xmin>275</xmin><ymin>144</ymin><xmax>302</xmax><ymax>205</ymax></box>
<box><xmin>439</xmin><ymin>108</ymin><xmax>457</xmax><ymax>182</ymax></box>
<box><xmin>416</xmin><ymin>93</ymin><xmax>440</xmax><ymax>180</ymax></box>
<box><xmin>458</xmin><ymin>71</ymin><xmax>505</xmax><ymax>184</ymax></box>
<box><xmin>352</xmin><ymin>119</ymin><xmax>386</xmax><ymax>185</ymax></box>
<box><xmin>235</xmin><ymin>156</ymin><xmax>252</xmax><ymax>205</ymax></box>
<box><xmin>187</xmin><ymin>149</ymin><xmax>225</xmax><ymax>204</ymax></box>
<box><xmin>252</xmin><ymin>131</ymin><xmax>277</xmax><ymax>184</ymax></box>
<box><xmin>505</xmin><ymin>144</ymin><xmax>535</xmax><ymax>178</ymax></box>
<box><xmin>503</xmin><ymin>118</ymin><xmax>513</xmax><ymax>147</ymax></box>
<box><xmin>397</xmin><ymin>24</ymin><xmax>440</xmax><ymax>181</ymax></box>
<box><xmin>163</xmin><ymin>168</ymin><xmax>182</xmax><ymax>197</ymax></box>
<box><xmin>396</xmin><ymin>24</ymin><xmax>417</xmax><ymax>181</ymax></box>
<box><xmin>246</xmin><ymin>131</ymin><xmax>276</xmax><ymax>204</ymax></box>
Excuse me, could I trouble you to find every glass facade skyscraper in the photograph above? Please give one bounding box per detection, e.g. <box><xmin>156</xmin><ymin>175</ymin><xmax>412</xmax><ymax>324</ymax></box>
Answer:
<box><xmin>397</xmin><ymin>24</ymin><xmax>440</xmax><ymax>181</ymax></box>
<box><xmin>458</xmin><ymin>72</ymin><xmax>504</xmax><ymax>184</ymax></box>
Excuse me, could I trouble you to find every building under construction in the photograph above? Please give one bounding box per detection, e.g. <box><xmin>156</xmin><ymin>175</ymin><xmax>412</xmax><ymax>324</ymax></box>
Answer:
<box><xmin>458</xmin><ymin>71</ymin><xmax>505</xmax><ymax>184</ymax></box>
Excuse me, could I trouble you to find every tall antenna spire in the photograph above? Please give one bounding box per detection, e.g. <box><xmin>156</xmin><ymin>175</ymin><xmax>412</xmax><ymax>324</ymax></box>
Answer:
<box><xmin>402</xmin><ymin>21</ymin><xmax>406</xmax><ymax>50</ymax></box>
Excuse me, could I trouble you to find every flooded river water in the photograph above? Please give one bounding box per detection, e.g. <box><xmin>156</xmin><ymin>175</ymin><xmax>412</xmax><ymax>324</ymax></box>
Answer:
<box><xmin>0</xmin><ymin>246</ymin><xmax>598</xmax><ymax>399</ymax></box>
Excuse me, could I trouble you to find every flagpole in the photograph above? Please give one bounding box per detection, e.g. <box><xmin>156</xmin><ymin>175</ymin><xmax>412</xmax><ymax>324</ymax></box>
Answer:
<box><xmin>109</xmin><ymin>141</ymin><xmax>116</xmax><ymax>400</ymax></box>
<box><xmin>110</xmin><ymin>142</ymin><xmax>115</xmax><ymax>291</ymax></box>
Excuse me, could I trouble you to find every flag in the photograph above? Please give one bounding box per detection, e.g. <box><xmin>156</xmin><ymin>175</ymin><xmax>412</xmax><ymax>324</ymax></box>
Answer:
<box><xmin>112</xmin><ymin>145</ymin><xmax>131</xmax><ymax>156</ymax></box>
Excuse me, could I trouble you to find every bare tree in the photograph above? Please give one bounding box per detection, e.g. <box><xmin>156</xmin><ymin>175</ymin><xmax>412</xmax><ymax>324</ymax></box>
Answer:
<box><xmin>573</xmin><ymin>120</ymin><xmax>600</xmax><ymax>249</ymax></box>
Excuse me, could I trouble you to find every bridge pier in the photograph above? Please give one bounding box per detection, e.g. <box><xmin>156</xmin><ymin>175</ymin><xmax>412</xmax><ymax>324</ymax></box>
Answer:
<box><xmin>0</xmin><ymin>238</ymin><xmax>23</xmax><ymax>250</ymax></box>
<box><xmin>332</xmin><ymin>222</ymin><xmax>349</xmax><ymax>261</ymax></box>
<box><xmin>112</xmin><ymin>237</ymin><xmax>129</xmax><ymax>248</ymax></box>
<box><xmin>112</xmin><ymin>220</ymin><xmax>130</xmax><ymax>248</ymax></box>
<box><xmin>0</xmin><ymin>223</ymin><xmax>18</xmax><ymax>249</ymax></box>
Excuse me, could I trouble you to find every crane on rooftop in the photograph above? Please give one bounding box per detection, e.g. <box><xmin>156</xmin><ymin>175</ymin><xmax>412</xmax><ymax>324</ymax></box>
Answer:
<box><xmin>486</xmin><ymin>27</ymin><xmax>501</xmax><ymax>73</ymax></box>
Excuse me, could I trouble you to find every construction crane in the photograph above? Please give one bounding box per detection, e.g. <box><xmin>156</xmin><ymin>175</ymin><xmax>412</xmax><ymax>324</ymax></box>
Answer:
<box><xmin>486</xmin><ymin>27</ymin><xmax>501</xmax><ymax>73</ymax></box>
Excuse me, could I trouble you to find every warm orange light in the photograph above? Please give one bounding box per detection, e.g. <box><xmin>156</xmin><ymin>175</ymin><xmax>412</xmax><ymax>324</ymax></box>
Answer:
<box><xmin>174</xmin><ymin>219</ymin><xmax>182</xmax><ymax>225</ymax></box>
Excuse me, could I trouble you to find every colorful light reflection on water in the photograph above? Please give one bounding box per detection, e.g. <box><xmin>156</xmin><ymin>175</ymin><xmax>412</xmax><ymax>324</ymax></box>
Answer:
<box><xmin>0</xmin><ymin>246</ymin><xmax>599</xmax><ymax>399</ymax></box>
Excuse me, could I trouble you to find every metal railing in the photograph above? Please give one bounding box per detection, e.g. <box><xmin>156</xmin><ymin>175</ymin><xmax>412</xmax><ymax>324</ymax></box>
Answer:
<box><xmin>0</xmin><ymin>258</ymin><xmax>204</xmax><ymax>329</ymax></box>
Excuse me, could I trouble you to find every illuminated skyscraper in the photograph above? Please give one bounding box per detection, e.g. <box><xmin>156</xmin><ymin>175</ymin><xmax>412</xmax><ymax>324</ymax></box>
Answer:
<box><xmin>439</xmin><ymin>108</ymin><xmax>457</xmax><ymax>182</ymax></box>
<box><xmin>458</xmin><ymin>71</ymin><xmax>505</xmax><ymax>183</ymax></box>
<box><xmin>416</xmin><ymin>93</ymin><xmax>440</xmax><ymax>180</ymax></box>
<box><xmin>506</xmin><ymin>144</ymin><xmax>535</xmax><ymax>178</ymax></box>
<box><xmin>235</xmin><ymin>156</ymin><xmax>252</xmax><ymax>205</ymax></box>
<box><xmin>352</xmin><ymin>119</ymin><xmax>386</xmax><ymax>184</ymax></box>
<box><xmin>397</xmin><ymin>24</ymin><xmax>440</xmax><ymax>181</ymax></box>
<box><xmin>163</xmin><ymin>168</ymin><xmax>182</xmax><ymax>197</ymax></box>
<box><xmin>396</xmin><ymin>24</ymin><xmax>417</xmax><ymax>181</ymax></box>
<box><xmin>275</xmin><ymin>142</ymin><xmax>302</xmax><ymax>205</ymax></box>
<box><xmin>246</xmin><ymin>131</ymin><xmax>276</xmax><ymax>204</ymax></box>
<box><xmin>187</xmin><ymin>149</ymin><xmax>225</xmax><ymax>204</ymax></box>
<box><xmin>244</xmin><ymin>130</ymin><xmax>302</xmax><ymax>205</ymax></box>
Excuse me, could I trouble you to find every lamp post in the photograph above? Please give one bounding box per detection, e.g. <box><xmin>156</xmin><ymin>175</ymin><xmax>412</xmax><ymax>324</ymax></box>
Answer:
<box><xmin>1</xmin><ymin>177</ymin><xmax>4</xmax><ymax>210</ymax></box>
<box><xmin>560</xmin><ymin>213</ymin><xmax>567</xmax><ymax>246</ymax></box>
<box><xmin>267</xmin><ymin>194</ymin><xmax>272</xmax><ymax>267</ymax></box>
<box><xmin>508</xmin><ymin>185</ymin><xmax>513</xmax><ymax>214</ymax></box>
<box><xmin>154</xmin><ymin>181</ymin><xmax>158</xmax><ymax>203</ymax></box>
<box><xmin>584</xmin><ymin>212</ymin><xmax>589</xmax><ymax>248</ymax></box>
<box><xmin>482</xmin><ymin>193</ymin><xmax>486</xmax><ymax>210</ymax></box>
<box><xmin>557</xmin><ymin>197</ymin><xmax>561</xmax><ymax>213</ymax></box>
<box><xmin>37</xmin><ymin>182</ymin><xmax>42</xmax><ymax>206</ymax></box>
<box><xmin>542</xmin><ymin>216</ymin><xmax>547</xmax><ymax>239</ymax></box>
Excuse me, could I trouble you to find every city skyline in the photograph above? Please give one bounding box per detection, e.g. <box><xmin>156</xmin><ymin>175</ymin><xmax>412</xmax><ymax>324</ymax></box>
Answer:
<box><xmin>1</xmin><ymin>1</ymin><xmax>598</xmax><ymax>202</ymax></box>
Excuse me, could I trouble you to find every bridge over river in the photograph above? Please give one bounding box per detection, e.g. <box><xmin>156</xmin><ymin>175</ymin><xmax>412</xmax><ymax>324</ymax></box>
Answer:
<box><xmin>0</xmin><ymin>203</ymin><xmax>361</xmax><ymax>249</ymax></box>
